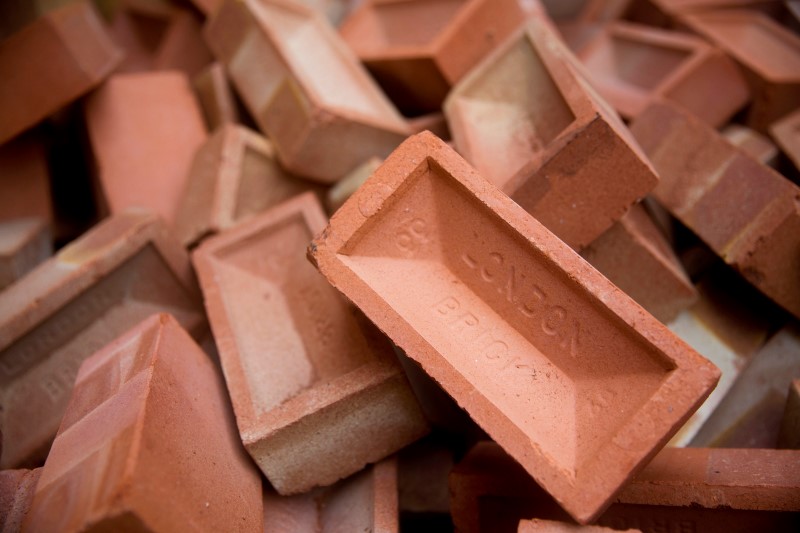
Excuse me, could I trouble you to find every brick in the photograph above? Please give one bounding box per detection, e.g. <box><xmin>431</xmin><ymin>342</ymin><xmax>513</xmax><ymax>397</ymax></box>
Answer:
<box><xmin>0</xmin><ymin>211</ymin><xmax>205</xmax><ymax>469</ymax></box>
<box><xmin>518</xmin><ymin>518</ymin><xmax>640</xmax><ymax>532</ymax></box>
<box><xmin>0</xmin><ymin>1</ymin><xmax>122</xmax><ymax>145</ymax></box>
<box><xmin>407</xmin><ymin>111</ymin><xmax>451</xmax><ymax>141</ymax></box>
<box><xmin>444</xmin><ymin>18</ymin><xmax>658</xmax><ymax>249</ymax></box>
<box><xmin>0</xmin><ymin>468</ymin><xmax>41</xmax><ymax>533</ymax></box>
<box><xmin>0</xmin><ymin>218</ymin><xmax>52</xmax><ymax>292</ymax></box>
<box><xmin>309</xmin><ymin>131</ymin><xmax>719</xmax><ymax>523</ymax></box>
<box><xmin>398</xmin><ymin>436</ymin><xmax>453</xmax><ymax>515</ymax></box>
<box><xmin>0</xmin><ymin>133</ymin><xmax>53</xmax><ymax>224</ymax></box>
<box><xmin>770</xmin><ymin>107</ymin><xmax>800</xmax><ymax>173</ymax></box>
<box><xmin>22</xmin><ymin>314</ymin><xmax>263</xmax><ymax>532</ymax></box>
<box><xmin>679</xmin><ymin>9</ymin><xmax>800</xmax><ymax>132</ymax></box>
<box><xmin>581</xmin><ymin>204</ymin><xmax>697</xmax><ymax>323</ymax></box>
<box><xmin>192</xmin><ymin>61</ymin><xmax>240</xmax><ymax>131</ymax></box>
<box><xmin>722</xmin><ymin>123</ymin><xmax>779</xmax><ymax>166</ymax></box>
<box><xmin>263</xmin><ymin>457</ymin><xmax>397</xmax><ymax>532</ymax></box>
<box><xmin>540</xmin><ymin>0</ymin><xmax>631</xmax><ymax>23</ymax></box>
<box><xmin>578</xmin><ymin>21</ymin><xmax>750</xmax><ymax>127</ymax></box>
<box><xmin>174</xmin><ymin>124</ymin><xmax>318</xmax><ymax>247</ymax></box>
<box><xmin>84</xmin><ymin>72</ymin><xmax>208</xmax><ymax>228</ymax></box>
<box><xmin>691</xmin><ymin>324</ymin><xmax>800</xmax><ymax>447</ymax></box>
<box><xmin>204</xmin><ymin>0</ymin><xmax>410</xmax><ymax>183</ymax></box>
<box><xmin>327</xmin><ymin>156</ymin><xmax>383</xmax><ymax>214</ymax></box>
<box><xmin>630</xmin><ymin>101</ymin><xmax>800</xmax><ymax>319</ymax></box>
<box><xmin>109</xmin><ymin>0</ymin><xmax>214</xmax><ymax>75</ymax></box>
<box><xmin>192</xmin><ymin>192</ymin><xmax>428</xmax><ymax>494</ymax></box>
<box><xmin>300</xmin><ymin>0</ymin><xmax>361</xmax><ymax>27</ymax></box>
<box><xmin>339</xmin><ymin>0</ymin><xmax>525</xmax><ymax>114</ymax></box>
<box><xmin>625</xmin><ymin>0</ymin><xmax>787</xmax><ymax>28</ymax></box>
<box><xmin>778</xmin><ymin>379</ymin><xmax>800</xmax><ymax>449</ymax></box>
<box><xmin>450</xmin><ymin>441</ymin><xmax>800</xmax><ymax>533</ymax></box>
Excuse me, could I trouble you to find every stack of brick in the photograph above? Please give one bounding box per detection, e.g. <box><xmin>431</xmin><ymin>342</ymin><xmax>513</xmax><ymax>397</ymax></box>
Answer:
<box><xmin>0</xmin><ymin>0</ymin><xmax>798</xmax><ymax>531</ymax></box>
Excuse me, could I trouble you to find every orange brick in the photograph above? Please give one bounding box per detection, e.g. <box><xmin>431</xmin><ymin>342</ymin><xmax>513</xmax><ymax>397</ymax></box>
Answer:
<box><xmin>770</xmin><ymin>107</ymin><xmax>800</xmax><ymax>173</ymax></box>
<box><xmin>0</xmin><ymin>211</ymin><xmax>205</xmax><ymax>469</ymax></box>
<box><xmin>450</xmin><ymin>441</ymin><xmax>800</xmax><ymax>533</ymax></box>
<box><xmin>0</xmin><ymin>133</ymin><xmax>53</xmax><ymax>224</ymax></box>
<box><xmin>518</xmin><ymin>518</ymin><xmax>640</xmax><ymax>532</ymax></box>
<box><xmin>445</xmin><ymin>17</ymin><xmax>658</xmax><ymax>249</ymax></box>
<box><xmin>578</xmin><ymin>21</ymin><xmax>750</xmax><ymax>127</ymax></box>
<box><xmin>204</xmin><ymin>0</ymin><xmax>410</xmax><ymax>183</ymax></box>
<box><xmin>192</xmin><ymin>62</ymin><xmax>240</xmax><ymax>131</ymax></box>
<box><xmin>174</xmin><ymin>124</ymin><xmax>318</xmax><ymax>247</ymax></box>
<box><xmin>778</xmin><ymin>378</ymin><xmax>800</xmax><ymax>449</ymax></box>
<box><xmin>84</xmin><ymin>72</ymin><xmax>208</xmax><ymax>228</ymax></box>
<box><xmin>192</xmin><ymin>193</ymin><xmax>428</xmax><ymax>494</ymax></box>
<box><xmin>0</xmin><ymin>1</ymin><xmax>122</xmax><ymax>145</ymax></box>
<box><xmin>309</xmin><ymin>132</ymin><xmax>719</xmax><ymax>523</ymax></box>
<box><xmin>723</xmin><ymin>123</ymin><xmax>779</xmax><ymax>166</ymax></box>
<box><xmin>630</xmin><ymin>101</ymin><xmax>800</xmax><ymax>320</ymax></box>
<box><xmin>263</xmin><ymin>457</ymin><xmax>397</xmax><ymax>532</ymax></box>
<box><xmin>679</xmin><ymin>9</ymin><xmax>800</xmax><ymax>132</ymax></box>
<box><xmin>581</xmin><ymin>203</ymin><xmax>697</xmax><ymax>323</ymax></box>
<box><xmin>327</xmin><ymin>156</ymin><xmax>383</xmax><ymax>214</ymax></box>
<box><xmin>23</xmin><ymin>314</ymin><xmax>263</xmax><ymax>531</ymax></box>
<box><xmin>0</xmin><ymin>468</ymin><xmax>40</xmax><ymax>532</ymax></box>
<box><xmin>339</xmin><ymin>0</ymin><xmax>525</xmax><ymax>114</ymax></box>
<box><xmin>0</xmin><ymin>218</ymin><xmax>52</xmax><ymax>292</ymax></box>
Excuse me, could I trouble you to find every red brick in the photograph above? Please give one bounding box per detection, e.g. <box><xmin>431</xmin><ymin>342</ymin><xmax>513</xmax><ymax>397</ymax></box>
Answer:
<box><xmin>770</xmin><ymin>107</ymin><xmax>800</xmax><ymax>173</ymax></box>
<box><xmin>192</xmin><ymin>61</ymin><xmax>241</xmax><ymax>130</ymax></box>
<box><xmin>84</xmin><ymin>72</ymin><xmax>208</xmax><ymax>228</ymax></box>
<box><xmin>0</xmin><ymin>133</ymin><xmax>53</xmax><ymax>224</ymax></box>
<box><xmin>204</xmin><ymin>0</ymin><xmax>410</xmax><ymax>183</ymax></box>
<box><xmin>679</xmin><ymin>9</ymin><xmax>800</xmax><ymax>132</ymax></box>
<box><xmin>0</xmin><ymin>218</ymin><xmax>52</xmax><ymax>292</ymax></box>
<box><xmin>778</xmin><ymin>378</ymin><xmax>800</xmax><ymax>449</ymax></box>
<box><xmin>578</xmin><ymin>21</ymin><xmax>750</xmax><ymax>127</ymax></box>
<box><xmin>397</xmin><ymin>437</ymin><xmax>453</xmax><ymax>515</ymax></box>
<box><xmin>0</xmin><ymin>1</ymin><xmax>122</xmax><ymax>145</ymax></box>
<box><xmin>691</xmin><ymin>324</ymin><xmax>800</xmax><ymax>447</ymax></box>
<box><xmin>445</xmin><ymin>17</ymin><xmax>658</xmax><ymax>249</ymax></box>
<box><xmin>192</xmin><ymin>192</ymin><xmax>428</xmax><ymax>494</ymax></box>
<box><xmin>630</xmin><ymin>101</ymin><xmax>800</xmax><ymax>320</ymax></box>
<box><xmin>0</xmin><ymin>468</ymin><xmax>40</xmax><ymax>532</ymax></box>
<box><xmin>327</xmin><ymin>156</ymin><xmax>383</xmax><ymax>214</ymax></box>
<box><xmin>581</xmin><ymin>203</ymin><xmax>697</xmax><ymax>323</ymax></box>
<box><xmin>22</xmin><ymin>314</ymin><xmax>263</xmax><ymax>532</ymax></box>
<box><xmin>518</xmin><ymin>518</ymin><xmax>640</xmax><ymax>532</ymax></box>
<box><xmin>723</xmin><ymin>123</ymin><xmax>779</xmax><ymax>166</ymax></box>
<box><xmin>263</xmin><ymin>457</ymin><xmax>398</xmax><ymax>532</ymax></box>
<box><xmin>339</xmin><ymin>0</ymin><xmax>525</xmax><ymax>114</ymax></box>
<box><xmin>0</xmin><ymin>211</ymin><xmax>205</xmax><ymax>469</ymax></box>
<box><xmin>174</xmin><ymin>124</ymin><xmax>319</xmax><ymax>247</ymax></box>
<box><xmin>309</xmin><ymin>131</ymin><xmax>719</xmax><ymax>523</ymax></box>
<box><xmin>450</xmin><ymin>441</ymin><xmax>800</xmax><ymax>533</ymax></box>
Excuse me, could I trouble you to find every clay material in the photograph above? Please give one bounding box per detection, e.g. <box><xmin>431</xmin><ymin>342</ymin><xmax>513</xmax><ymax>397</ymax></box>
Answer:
<box><xmin>0</xmin><ymin>218</ymin><xmax>52</xmax><ymax>292</ymax></box>
<box><xmin>451</xmin><ymin>441</ymin><xmax>800</xmax><ymax>533</ymax></box>
<box><xmin>691</xmin><ymin>324</ymin><xmax>800</xmax><ymax>447</ymax></box>
<box><xmin>0</xmin><ymin>468</ymin><xmax>41</xmax><ymax>533</ymax></box>
<box><xmin>770</xmin><ymin>107</ymin><xmax>800</xmax><ymax>172</ymax></box>
<box><xmin>174</xmin><ymin>124</ymin><xmax>318</xmax><ymax>247</ymax></box>
<box><xmin>192</xmin><ymin>192</ymin><xmax>428</xmax><ymax>494</ymax></box>
<box><xmin>581</xmin><ymin>203</ymin><xmax>697</xmax><ymax>323</ymax></box>
<box><xmin>204</xmin><ymin>0</ymin><xmax>410</xmax><ymax>183</ymax></box>
<box><xmin>22</xmin><ymin>314</ymin><xmax>263</xmax><ymax>532</ymax></box>
<box><xmin>578</xmin><ymin>21</ymin><xmax>750</xmax><ymax>127</ymax></box>
<box><xmin>679</xmin><ymin>9</ymin><xmax>800</xmax><ymax>132</ymax></box>
<box><xmin>0</xmin><ymin>133</ymin><xmax>53</xmax><ymax>224</ymax></box>
<box><xmin>192</xmin><ymin>62</ymin><xmax>240</xmax><ymax>130</ymax></box>
<box><xmin>0</xmin><ymin>211</ymin><xmax>205</xmax><ymax>469</ymax></box>
<box><xmin>630</xmin><ymin>101</ymin><xmax>800</xmax><ymax>320</ymax></box>
<box><xmin>327</xmin><ymin>157</ymin><xmax>384</xmax><ymax>214</ymax></box>
<box><xmin>309</xmin><ymin>131</ymin><xmax>719</xmax><ymax>523</ymax></box>
<box><xmin>263</xmin><ymin>457</ymin><xmax>398</xmax><ymax>532</ymax></box>
<box><xmin>444</xmin><ymin>18</ymin><xmax>659</xmax><ymax>249</ymax></box>
<box><xmin>339</xmin><ymin>0</ymin><xmax>525</xmax><ymax>114</ymax></box>
<box><xmin>723</xmin><ymin>123</ymin><xmax>779</xmax><ymax>166</ymax></box>
<box><xmin>778</xmin><ymin>379</ymin><xmax>800</xmax><ymax>449</ymax></box>
<box><xmin>518</xmin><ymin>518</ymin><xmax>640</xmax><ymax>532</ymax></box>
<box><xmin>84</xmin><ymin>72</ymin><xmax>208</xmax><ymax>229</ymax></box>
<box><xmin>0</xmin><ymin>0</ymin><xmax>122</xmax><ymax>145</ymax></box>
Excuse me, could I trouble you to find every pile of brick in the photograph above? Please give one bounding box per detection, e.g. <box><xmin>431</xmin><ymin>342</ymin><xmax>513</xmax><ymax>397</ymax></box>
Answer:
<box><xmin>1</xmin><ymin>0</ymin><xmax>799</xmax><ymax>531</ymax></box>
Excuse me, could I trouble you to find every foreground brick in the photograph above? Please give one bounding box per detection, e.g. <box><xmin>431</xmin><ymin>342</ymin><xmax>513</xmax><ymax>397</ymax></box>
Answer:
<box><xmin>205</xmin><ymin>0</ymin><xmax>409</xmax><ymax>183</ymax></box>
<box><xmin>0</xmin><ymin>468</ymin><xmax>40</xmax><ymax>532</ymax></box>
<box><xmin>23</xmin><ymin>314</ymin><xmax>263</xmax><ymax>532</ymax></box>
<box><xmin>309</xmin><ymin>132</ymin><xmax>719</xmax><ymax>523</ymax></box>
<box><xmin>193</xmin><ymin>193</ymin><xmax>428</xmax><ymax>494</ymax></box>
<box><xmin>0</xmin><ymin>211</ymin><xmax>205</xmax><ymax>469</ymax></box>
<box><xmin>445</xmin><ymin>17</ymin><xmax>658</xmax><ymax>249</ymax></box>
<box><xmin>451</xmin><ymin>441</ymin><xmax>800</xmax><ymax>533</ymax></box>
<box><xmin>0</xmin><ymin>0</ymin><xmax>122</xmax><ymax>144</ymax></box>
<box><xmin>0</xmin><ymin>218</ymin><xmax>51</xmax><ymax>292</ymax></box>
<box><xmin>84</xmin><ymin>72</ymin><xmax>208</xmax><ymax>229</ymax></box>
<box><xmin>630</xmin><ymin>101</ymin><xmax>800</xmax><ymax>320</ymax></box>
<box><xmin>578</xmin><ymin>21</ymin><xmax>749</xmax><ymax>127</ymax></box>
